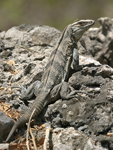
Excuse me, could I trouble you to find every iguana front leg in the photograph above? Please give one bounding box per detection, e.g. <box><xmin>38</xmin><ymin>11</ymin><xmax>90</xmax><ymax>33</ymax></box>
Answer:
<box><xmin>60</xmin><ymin>82</ymin><xmax>94</xmax><ymax>99</ymax></box>
<box><xmin>71</xmin><ymin>48</ymin><xmax>79</xmax><ymax>71</ymax></box>
<box><xmin>18</xmin><ymin>80</ymin><xmax>41</xmax><ymax>100</ymax></box>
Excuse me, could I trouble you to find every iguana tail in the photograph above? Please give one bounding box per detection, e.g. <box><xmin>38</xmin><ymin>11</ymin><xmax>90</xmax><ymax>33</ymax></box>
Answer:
<box><xmin>5</xmin><ymin>94</ymin><xmax>46</xmax><ymax>142</ymax></box>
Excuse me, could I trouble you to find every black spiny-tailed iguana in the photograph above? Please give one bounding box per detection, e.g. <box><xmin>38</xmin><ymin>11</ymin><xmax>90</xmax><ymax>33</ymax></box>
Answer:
<box><xmin>5</xmin><ymin>20</ymin><xmax>95</xmax><ymax>142</ymax></box>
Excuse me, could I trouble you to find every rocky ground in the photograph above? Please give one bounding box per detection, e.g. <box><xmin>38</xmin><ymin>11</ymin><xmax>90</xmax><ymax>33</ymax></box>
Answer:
<box><xmin>0</xmin><ymin>17</ymin><xmax>113</xmax><ymax>150</ymax></box>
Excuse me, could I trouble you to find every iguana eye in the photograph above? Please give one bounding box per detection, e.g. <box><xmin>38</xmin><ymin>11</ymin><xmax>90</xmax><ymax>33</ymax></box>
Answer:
<box><xmin>80</xmin><ymin>22</ymin><xmax>87</xmax><ymax>26</ymax></box>
<box><xmin>81</xmin><ymin>23</ymin><xmax>86</xmax><ymax>26</ymax></box>
<box><xmin>76</xmin><ymin>23</ymin><xmax>80</xmax><ymax>26</ymax></box>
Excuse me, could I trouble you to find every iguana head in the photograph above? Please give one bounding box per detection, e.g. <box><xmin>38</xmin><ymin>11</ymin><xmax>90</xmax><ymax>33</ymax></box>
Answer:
<box><xmin>70</xmin><ymin>20</ymin><xmax>95</xmax><ymax>41</ymax></box>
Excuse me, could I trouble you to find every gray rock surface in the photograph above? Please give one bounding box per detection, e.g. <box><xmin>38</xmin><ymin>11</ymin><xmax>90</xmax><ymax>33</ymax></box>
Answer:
<box><xmin>0</xmin><ymin>143</ymin><xmax>9</xmax><ymax>149</ymax></box>
<box><xmin>0</xmin><ymin>24</ymin><xmax>61</xmax><ymax>101</ymax></box>
<box><xmin>0</xmin><ymin>19</ymin><xmax>113</xmax><ymax>149</ymax></box>
<box><xmin>52</xmin><ymin>127</ymin><xmax>108</xmax><ymax>150</ymax></box>
<box><xmin>0</xmin><ymin>111</ymin><xmax>14</xmax><ymax>142</ymax></box>
<box><xmin>79</xmin><ymin>17</ymin><xmax>113</xmax><ymax>67</ymax></box>
<box><xmin>45</xmin><ymin>64</ymin><xmax>113</xmax><ymax>146</ymax></box>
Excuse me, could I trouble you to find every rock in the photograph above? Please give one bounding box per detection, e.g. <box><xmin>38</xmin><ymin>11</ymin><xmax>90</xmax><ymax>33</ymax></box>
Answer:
<box><xmin>23</xmin><ymin>63</ymin><xmax>36</xmax><ymax>75</ymax></box>
<box><xmin>52</xmin><ymin>127</ymin><xmax>108</xmax><ymax>150</ymax></box>
<box><xmin>79</xmin><ymin>17</ymin><xmax>113</xmax><ymax>67</ymax></box>
<box><xmin>3</xmin><ymin>62</ymin><xmax>14</xmax><ymax>72</ymax></box>
<box><xmin>0</xmin><ymin>144</ymin><xmax>9</xmax><ymax>149</ymax></box>
<box><xmin>96</xmin><ymin>64</ymin><xmax>113</xmax><ymax>77</ymax></box>
<box><xmin>0</xmin><ymin>24</ymin><xmax>61</xmax><ymax>112</ymax></box>
<box><xmin>0</xmin><ymin>50</ymin><xmax>12</xmax><ymax>58</ymax></box>
<box><xmin>96</xmin><ymin>135</ymin><xmax>113</xmax><ymax>150</ymax></box>
<box><xmin>11</xmin><ymin>70</ymin><xmax>24</xmax><ymax>82</ymax></box>
<box><xmin>0</xmin><ymin>40</ymin><xmax>4</xmax><ymax>52</ymax></box>
<box><xmin>45</xmin><ymin>64</ymin><xmax>113</xmax><ymax>144</ymax></box>
<box><xmin>3</xmin><ymin>39</ymin><xmax>14</xmax><ymax>50</ymax></box>
<box><xmin>79</xmin><ymin>55</ymin><xmax>101</xmax><ymax>66</ymax></box>
<box><xmin>0</xmin><ymin>111</ymin><xmax>14</xmax><ymax>142</ymax></box>
<box><xmin>0</xmin><ymin>19</ymin><xmax>113</xmax><ymax>148</ymax></box>
<box><xmin>53</xmin><ymin>127</ymin><xmax>63</xmax><ymax>133</ymax></box>
<box><xmin>84</xmin><ymin>138</ymin><xmax>108</xmax><ymax>150</ymax></box>
<box><xmin>0</xmin><ymin>31</ymin><xmax>6</xmax><ymax>39</ymax></box>
<box><xmin>52</xmin><ymin>127</ymin><xmax>88</xmax><ymax>150</ymax></box>
<box><xmin>4</xmin><ymin>24</ymin><xmax>61</xmax><ymax>46</ymax></box>
<box><xmin>9</xmin><ymin>100</ymin><xmax>28</xmax><ymax>114</ymax></box>
<box><xmin>69</xmin><ymin>65</ymin><xmax>106</xmax><ymax>90</ymax></box>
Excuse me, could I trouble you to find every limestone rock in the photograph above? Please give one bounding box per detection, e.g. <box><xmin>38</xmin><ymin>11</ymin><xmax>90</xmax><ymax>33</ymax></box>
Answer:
<box><xmin>0</xmin><ymin>19</ymin><xmax>113</xmax><ymax>149</ymax></box>
<box><xmin>0</xmin><ymin>111</ymin><xmax>14</xmax><ymax>142</ymax></box>
<box><xmin>79</xmin><ymin>17</ymin><xmax>113</xmax><ymax>67</ymax></box>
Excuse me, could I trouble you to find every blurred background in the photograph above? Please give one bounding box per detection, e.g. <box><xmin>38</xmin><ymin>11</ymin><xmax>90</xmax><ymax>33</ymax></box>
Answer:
<box><xmin>0</xmin><ymin>0</ymin><xmax>113</xmax><ymax>31</ymax></box>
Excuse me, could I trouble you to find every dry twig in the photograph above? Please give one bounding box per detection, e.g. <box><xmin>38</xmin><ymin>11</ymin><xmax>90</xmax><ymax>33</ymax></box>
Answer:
<box><xmin>26</xmin><ymin>108</ymin><xmax>36</xmax><ymax>150</ymax></box>
<box><xmin>30</xmin><ymin>128</ymin><xmax>37</xmax><ymax>150</ymax></box>
<box><xmin>43</xmin><ymin>124</ymin><xmax>51</xmax><ymax>150</ymax></box>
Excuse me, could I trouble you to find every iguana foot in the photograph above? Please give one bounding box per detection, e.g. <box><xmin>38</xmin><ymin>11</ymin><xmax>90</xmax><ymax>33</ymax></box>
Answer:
<box><xmin>60</xmin><ymin>82</ymin><xmax>94</xmax><ymax>100</ymax></box>
<box><xmin>11</xmin><ymin>81</ymin><xmax>41</xmax><ymax>100</ymax></box>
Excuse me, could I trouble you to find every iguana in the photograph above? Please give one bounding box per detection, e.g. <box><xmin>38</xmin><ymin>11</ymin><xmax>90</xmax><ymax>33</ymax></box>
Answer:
<box><xmin>5</xmin><ymin>19</ymin><xmax>95</xmax><ymax>142</ymax></box>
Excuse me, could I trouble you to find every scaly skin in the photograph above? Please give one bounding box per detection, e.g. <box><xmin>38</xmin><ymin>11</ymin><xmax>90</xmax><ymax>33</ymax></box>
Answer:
<box><xmin>5</xmin><ymin>20</ymin><xmax>95</xmax><ymax>142</ymax></box>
